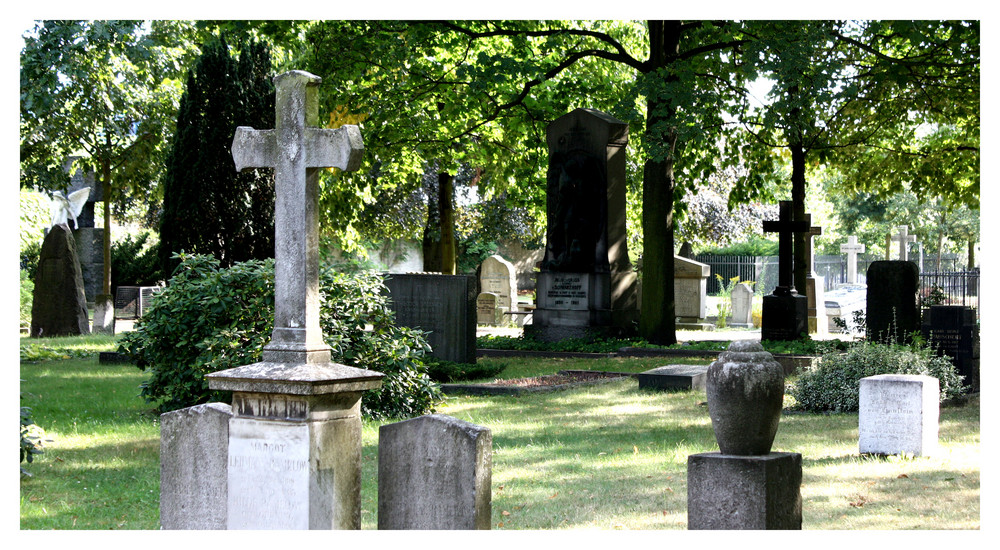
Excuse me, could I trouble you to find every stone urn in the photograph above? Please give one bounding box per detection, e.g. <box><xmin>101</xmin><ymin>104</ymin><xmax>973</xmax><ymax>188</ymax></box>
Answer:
<box><xmin>706</xmin><ymin>340</ymin><xmax>785</xmax><ymax>455</ymax></box>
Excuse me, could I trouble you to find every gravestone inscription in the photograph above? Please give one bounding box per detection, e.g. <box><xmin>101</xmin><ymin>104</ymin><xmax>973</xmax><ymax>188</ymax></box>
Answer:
<box><xmin>479</xmin><ymin>254</ymin><xmax>517</xmax><ymax>312</ymax></box>
<box><xmin>384</xmin><ymin>273</ymin><xmax>477</xmax><ymax>364</ymax></box>
<box><xmin>730</xmin><ymin>282</ymin><xmax>754</xmax><ymax>328</ymax></box>
<box><xmin>477</xmin><ymin>292</ymin><xmax>500</xmax><ymax>326</ymax></box>
<box><xmin>859</xmin><ymin>374</ymin><xmax>938</xmax><ymax>456</ymax></box>
<box><xmin>160</xmin><ymin>403</ymin><xmax>232</xmax><ymax>530</ymax></box>
<box><xmin>921</xmin><ymin>305</ymin><xmax>979</xmax><ymax>391</ymax></box>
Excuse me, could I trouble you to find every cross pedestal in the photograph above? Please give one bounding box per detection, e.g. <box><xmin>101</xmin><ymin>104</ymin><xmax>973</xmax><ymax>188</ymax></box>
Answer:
<box><xmin>207</xmin><ymin>70</ymin><xmax>382</xmax><ymax>530</ymax></box>
<box><xmin>761</xmin><ymin>201</ymin><xmax>810</xmax><ymax>341</ymax></box>
<box><xmin>839</xmin><ymin>236</ymin><xmax>865</xmax><ymax>285</ymax></box>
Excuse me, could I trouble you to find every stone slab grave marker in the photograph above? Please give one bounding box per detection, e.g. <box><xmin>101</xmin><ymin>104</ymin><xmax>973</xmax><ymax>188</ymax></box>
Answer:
<box><xmin>638</xmin><ymin>364</ymin><xmax>709</xmax><ymax>391</ymax></box>
<box><xmin>476</xmin><ymin>291</ymin><xmax>500</xmax><ymax>326</ymax></box>
<box><xmin>839</xmin><ymin>236</ymin><xmax>866</xmax><ymax>285</ymax></box>
<box><xmin>528</xmin><ymin>108</ymin><xmax>637</xmax><ymax>341</ymax></box>
<box><xmin>31</xmin><ymin>224</ymin><xmax>90</xmax><ymax>337</ymax></box>
<box><xmin>921</xmin><ymin>305</ymin><xmax>979</xmax><ymax>392</ymax></box>
<box><xmin>378</xmin><ymin>414</ymin><xmax>492</xmax><ymax>530</ymax></box>
<box><xmin>160</xmin><ymin>403</ymin><xmax>233</xmax><ymax>530</ymax></box>
<box><xmin>729</xmin><ymin>282</ymin><xmax>754</xmax><ymax>328</ymax></box>
<box><xmin>859</xmin><ymin>374</ymin><xmax>939</xmax><ymax>456</ymax></box>
<box><xmin>480</xmin><ymin>254</ymin><xmax>517</xmax><ymax>312</ymax></box>
<box><xmin>866</xmin><ymin>260</ymin><xmax>919</xmax><ymax>344</ymax></box>
<box><xmin>383</xmin><ymin>273</ymin><xmax>477</xmax><ymax>364</ymax></box>
<box><xmin>674</xmin><ymin>255</ymin><xmax>712</xmax><ymax>330</ymax></box>
<box><xmin>891</xmin><ymin>225</ymin><xmax>917</xmax><ymax>261</ymax></box>
<box><xmin>761</xmin><ymin>201</ymin><xmax>811</xmax><ymax>341</ymax></box>
<box><xmin>205</xmin><ymin>70</ymin><xmax>383</xmax><ymax>530</ymax></box>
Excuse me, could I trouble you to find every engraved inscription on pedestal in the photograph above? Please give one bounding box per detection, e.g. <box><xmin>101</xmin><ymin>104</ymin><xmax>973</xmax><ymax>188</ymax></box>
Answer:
<box><xmin>545</xmin><ymin>273</ymin><xmax>590</xmax><ymax>310</ymax></box>
<box><xmin>227</xmin><ymin>419</ymin><xmax>310</xmax><ymax>529</ymax></box>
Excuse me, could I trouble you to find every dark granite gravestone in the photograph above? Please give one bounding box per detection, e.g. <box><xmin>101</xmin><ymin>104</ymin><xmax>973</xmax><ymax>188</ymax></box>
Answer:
<box><xmin>638</xmin><ymin>365</ymin><xmax>708</xmax><ymax>391</ymax></box>
<box><xmin>865</xmin><ymin>261</ymin><xmax>919</xmax><ymax>344</ymax></box>
<box><xmin>30</xmin><ymin>225</ymin><xmax>90</xmax><ymax>337</ymax></box>
<box><xmin>921</xmin><ymin>305</ymin><xmax>979</xmax><ymax>392</ymax></box>
<box><xmin>63</xmin><ymin>156</ymin><xmax>106</xmax><ymax>306</ymax></box>
<box><xmin>384</xmin><ymin>273</ymin><xmax>477</xmax><ymax>364</ymax></box>
<box><xmin>527</xmin><ymin>108</ymin><xmax>637</xmax><ymax>341</ymax></box>
<box><xmin>761</xmin><ymin>201</ymin><xmax>810</xmax><ymax>341</ymax></box>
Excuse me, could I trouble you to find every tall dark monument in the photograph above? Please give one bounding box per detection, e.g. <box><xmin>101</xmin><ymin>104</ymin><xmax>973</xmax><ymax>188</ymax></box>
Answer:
<box><xmin>527</xmin><ymin>108</ymin><xmax>637</xmax><ymax>342</ymax></box>
<box><xmin>761</xmin><ymin>201</ymin><xmax>811</xmax><ymax>341</ymax></box>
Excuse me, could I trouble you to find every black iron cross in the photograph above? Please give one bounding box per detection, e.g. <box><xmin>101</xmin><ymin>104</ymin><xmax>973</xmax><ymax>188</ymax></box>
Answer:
<box><xmin>763</xmin><ymin>201</ymin><xmax>811</xmax><ymax>295</ymax></box>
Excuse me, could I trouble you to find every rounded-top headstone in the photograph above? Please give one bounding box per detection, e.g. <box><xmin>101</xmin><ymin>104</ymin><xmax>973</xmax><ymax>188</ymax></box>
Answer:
<box><xmin>706</xmin><ymin>340</ymin><xmax>785</xmax><ymax>455</ymax></box>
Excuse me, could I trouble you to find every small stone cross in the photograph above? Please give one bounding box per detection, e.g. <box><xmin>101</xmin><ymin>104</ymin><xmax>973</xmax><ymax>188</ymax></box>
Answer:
<box><xmin>890</xmin><ymin>225</ymin><xmax>917</xmax><ymax>262</ymax></box>
<box><xmin>763</xmin><ymin>201</ymin><xmax>811</xmax><ymax>295</ymax></box>
<box><xmin>805</xmin><ymin>217</ymin><xmax>822</xmax><ymax>277</ymax></box>
<box><xmin>231</xmin><ymin>70</ymin><xmax>364</xmax><ymax>364</ymax></box>
<box><xmin>840</xmin><ymin>236</ymin><xmax>865</xmax><ymax>284</ymax></box>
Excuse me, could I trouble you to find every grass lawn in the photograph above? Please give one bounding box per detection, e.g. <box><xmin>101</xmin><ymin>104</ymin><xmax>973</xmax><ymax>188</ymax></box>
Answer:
<box><xmin>20</xmin><ymin>335</ymin><xmax>980</xmax><ymax>530</ymax></box>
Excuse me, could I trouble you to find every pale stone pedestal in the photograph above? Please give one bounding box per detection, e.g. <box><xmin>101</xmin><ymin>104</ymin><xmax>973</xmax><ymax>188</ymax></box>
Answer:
<box><xmin>859</xmin><ymin>374</ymin><xmax>938</xmax><ymax>457</ymax></box>
<box><xmin>207</xmin><ymin>361</ymin><xmax>382</xmax><ymax>529</ymax></box>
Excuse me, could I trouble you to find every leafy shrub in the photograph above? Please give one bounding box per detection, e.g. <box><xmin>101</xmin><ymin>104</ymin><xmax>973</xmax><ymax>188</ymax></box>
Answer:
<box><xmin>20</xmin><ymin>269</ymin><xmax>34</xmax><ymax>327</ymax></box>
<box><xmin>789</xmin><ymin>341</ymin><xmax>964</xmax><ymax>412</ymax></box>
<box><xmin>426</xmin><ymin>360</ymin><xmax>506</xmax><ymax>383</ymax></box>
<box><xmin>119</xmin><ymin>254</ymin><xmax>441</xmax><ymax>419</ymax></box>
<box><xmin>20</xmin><ymin>241</ymin><xmax>41</xmax><ymax>281</ymax></box>
<box><xmin>20</xmin><ymin>343</ymin><xmax>92</xmax><ymax>363</ymax></box>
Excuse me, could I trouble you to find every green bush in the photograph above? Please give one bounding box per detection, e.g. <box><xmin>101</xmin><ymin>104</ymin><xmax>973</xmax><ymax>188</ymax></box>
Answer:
<box><xmin>20</xmin><ymin>387</ymin><xmax>44</xmax><ymax>476</ymax></box>
<box><xmin>111</xmin><ymin>232</ymin><xmax>164</xmax><ymax>290</ymax></box>
<box><xmin>20</xmin><ymin>269</ymin><xmax>34</xmax><ymax>327</ymax></box>
<box><xmin>119</xmin><ymin>254</ymin><xmax>441</xmax><ymax>419</ymax></box>
<box><xmin>789</xmin><ymin>341</ymin><xmax>965</xmax><ymax>412</ymax></box>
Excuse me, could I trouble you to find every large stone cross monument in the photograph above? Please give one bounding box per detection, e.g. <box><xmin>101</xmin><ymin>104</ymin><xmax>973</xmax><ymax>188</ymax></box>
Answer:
<box><xmin>207</xmin><ymin>70</ymin><xmax>382</xmax><ymax>530</ymax></box>
<box><xmin>761</xmin><ymin>201</ymin><xmax>811</xmax><ymax>341</ymax></box>
<box><xmin>891</xmin><ymin>225</ymin><xmax>917</xmax><ymax>262</ymax></box>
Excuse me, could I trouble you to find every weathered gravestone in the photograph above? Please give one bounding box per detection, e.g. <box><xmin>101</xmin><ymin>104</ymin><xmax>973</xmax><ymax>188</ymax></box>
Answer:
<box><xmin>688</xmin><ymin>341</ymin><xmax>801</xmax><ymax>530</ymax></box>
<box><xmin>729</xmin><ymin>282</ymin><xmax>754</xmax><ymax>328</ymax></box>
<box><xmin>866</xmin><ymin>260</ymin><xmax>919</xmax><ymax>344</ymax></box>
<box><xmin>63</xmin><ymin>156</ymin><xmax>105</xmax><ymax>305</ymax></box>
<box><xmin>859</xmin><ymin>374</ymin><xmax>939</xmax><ymax>456</ymax></box>
<box><xmin>476</xmin><ymin>292</ymin><xmax>501</xmax><ymax>326</ymax></box>
<box><xmin>31</xmin><ymin>224</ymin><xmax>90</xmax><ymax>337</ymax></box>
<box><xmin>383</xmin><ymin>273</ymin><xmax>477</xmax><ymax>364</ymax></box>
<box><xmin>378</xmin><ymin>414</ymin><xmax>492</xmax><ymax>530</ymax></box>
<box><xmin>921</xmin><ymin>305</ymin><xmax>979</xmax><ymax>392</ymax></box>
<box><xmin>761</xmin><ymin>201</ymin><xmax>811</xmax><ymax>341</ymax></box>
<box><xmin>528</xmin><ymin>108</ymin><xmax>637</xmax><ymax>341</ymax></box>
<box><xmin>638</xmin><ymin>364</ymin><xmax>708</xmax><ymax>391</ymax></box>
<box><xmin>674</xmin><ymin>255</ymin><xmax>712</xmax><ymax>330</ymax></box>
<box><xmin>160</xmin><ymin>403</ymin><xmax>233</xmax><ymax>530</ymax></box>
<box><xmin>479</xmin><ymin>254</ymin><xmax>517</xmax><ymax>313</ymax></box>
<box><xmin>204</xmin><ymin>70</ymin><xmax>383</xmax><ymax>530</ymax></box>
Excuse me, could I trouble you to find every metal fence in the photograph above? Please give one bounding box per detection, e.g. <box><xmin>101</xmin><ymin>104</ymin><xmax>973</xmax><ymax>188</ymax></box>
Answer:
<box><xmin>693</xmin><ymin>253</ymin><xmax>978</xmax><ymax>319</ymax></box>
<box><xmin>114</xmin><ymin>286</ymin><xmax>161</xmax><ymax>320</ymax></box>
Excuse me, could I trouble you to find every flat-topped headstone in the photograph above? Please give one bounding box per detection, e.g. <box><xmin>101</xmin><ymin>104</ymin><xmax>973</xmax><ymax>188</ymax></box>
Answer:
<box><xmin>674</xmin><ymin>255</ymin><xmax>710</xmax><ymax>321</ymax></box>
<box><xmin>859</xmin><ymin>374</ymin><xmax>939</xmax><ymax>456</ymax></box>
<box><xmin>378</xmin><ymin>414</ymin><xmax>492</xmax><ymax>530</ymax></box>
<box><xmin>160</xmin><ymin>403</ymin><xmax>233</xmax><ymax>530</ymax></box>
<box><xmin>477</xmin><ymin>292</ymin><xmax>501</xmax><ymax>326</ymax></box>
<box><xmin>205</xmin><ymin>69</ymin><xmax>382</xmax><ymax>530</ymax></box>
<box><xmin>638</xmin><ymin>364</ymin><xmax>708</xmax><ymax>391</ymax></box>
<box><xmin>921</xmin><ymin>305</ymin><xmax>979</xmax><ymax>391</ymax></box>
<box><xmin>384</xmin><ymin>273</ymin><xmax>477</xmax><ymax>363</ymax></box>
<box><xmin>480</xmin><ymin>255</ymin><xmax>517</xmax><ymax>312</ymax></box>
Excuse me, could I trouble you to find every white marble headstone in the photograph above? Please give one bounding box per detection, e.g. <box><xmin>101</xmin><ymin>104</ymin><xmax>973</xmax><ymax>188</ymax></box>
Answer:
<box><xmin>859</xmin><ymin>374</ymin><xmax>939</xmax><ymax>456</ymax></box>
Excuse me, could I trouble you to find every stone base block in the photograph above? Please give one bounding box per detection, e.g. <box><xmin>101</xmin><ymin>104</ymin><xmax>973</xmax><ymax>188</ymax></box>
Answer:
<box><xmin>761</xmin><ymin>293</ymin><xmax>808</xmax><ymax>341</ymax></box>
<box><xmin>638</xmin><ymin>365</ymin><xmax>708</xmax><ymax>391</ymax></box>
<box><xmin>687</xmin><ymin>452</ymin><xmax>802</xmax><ymax>530</ymax></box>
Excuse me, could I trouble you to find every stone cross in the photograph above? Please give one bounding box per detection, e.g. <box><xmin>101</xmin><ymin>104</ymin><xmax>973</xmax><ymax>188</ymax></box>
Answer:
<box><xmin>840</xmin><ymin>236</ymin><xmax>866</xmax><ymax>284</ymax></box>
<box><xmin>762</xmin><ymin>201</ymin><xmax>811</xmax><ymax>295</ymax></box>
<box><xmin>231</xmin><ymin>70</ymin><xmax>364</xmax><ymax>365</ymax></box>
<box><xmin>891</xmin><ymin>225</ymin><xmax>917</xmax><ymax>262</ymax></box>
<box><xmin>805</xmin><ymin>216</ymin><xmax>822</xmax><ymax>277</ymax></box>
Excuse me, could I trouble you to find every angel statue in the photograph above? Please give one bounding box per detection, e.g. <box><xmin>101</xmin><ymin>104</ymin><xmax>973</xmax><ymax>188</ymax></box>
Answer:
<box><xmin>49</xmin><ymin>187</ymin><xmax>91</xmax><ymax>229</ymax></box>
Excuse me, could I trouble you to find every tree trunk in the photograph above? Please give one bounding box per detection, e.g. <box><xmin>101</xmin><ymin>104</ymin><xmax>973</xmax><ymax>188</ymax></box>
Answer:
<box><xmin>968</xmin><ymin>238</ymin><xmax>975</xmax><ymax>270</ymax></box>
<box><xmin>790</xmin><ymin>143</ymin><xmax>808</xmax><ymax>294</ymax></box>
<box><xmin>438</xmin><ymin>172</ymin><xmax>457</xmax><ymax>275</ymax></box>
<box><xmin>638</xmin><ymin>20</ymin><xmax>681</xmax><ymax>345</ymax></box>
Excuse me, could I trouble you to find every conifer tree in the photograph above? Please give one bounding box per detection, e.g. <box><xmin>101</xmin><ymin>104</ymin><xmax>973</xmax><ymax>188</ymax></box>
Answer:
<box><xmin>159</xmin><ymin>37</ymin><xmax>275</xmax><ymax>277</ymax></box>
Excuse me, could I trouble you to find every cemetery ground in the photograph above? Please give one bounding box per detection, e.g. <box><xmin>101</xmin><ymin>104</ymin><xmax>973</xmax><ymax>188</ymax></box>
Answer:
<box><xmin>19</xmin><ymin>333</ymin><xmax>979</xmax><ymax>530</ymax></box>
